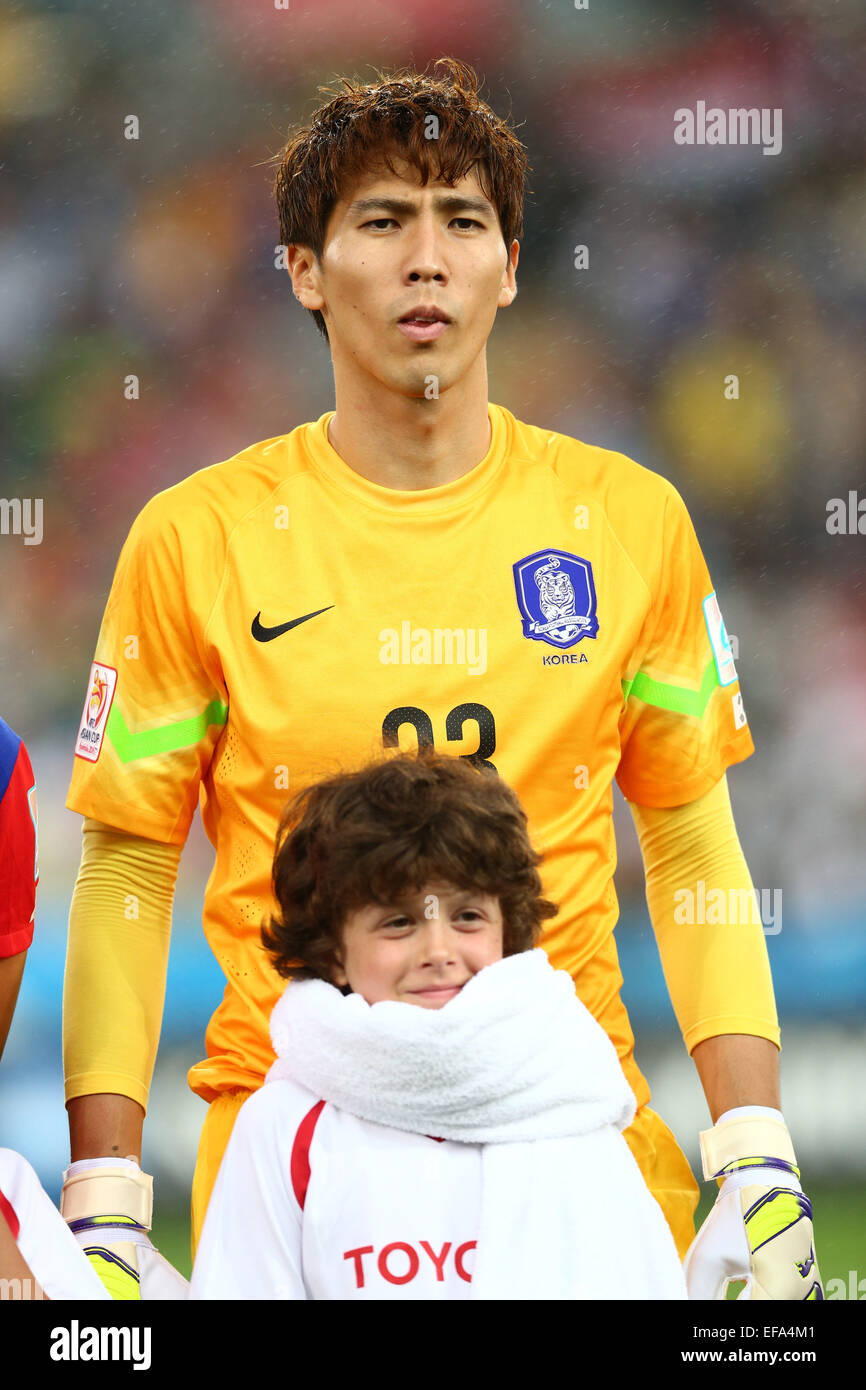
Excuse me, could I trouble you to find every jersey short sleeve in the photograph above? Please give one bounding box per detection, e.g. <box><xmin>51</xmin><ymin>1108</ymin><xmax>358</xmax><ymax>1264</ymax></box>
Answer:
<box><xmin>616</xmin><ymin>482</ymin><xmax>754</xmax><ymax>808</ymax></box>
<box><xmin>0</xmin><ymin>720</ymin><xmax>38</xmax><ymax>958</ymax></box>
<box><xmin>66</xmin><ymin>493</ymin><xmax>228</xmax><ymax>845</ymax></box>
<box><xmin>190</xmin><ymin>1081</ymin><xmax>310</xmax><ymax>1300</ymax></box>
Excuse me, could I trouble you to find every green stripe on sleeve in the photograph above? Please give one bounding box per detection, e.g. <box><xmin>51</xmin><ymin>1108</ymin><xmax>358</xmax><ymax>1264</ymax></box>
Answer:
<box><xmin>106</xmin><ymin>699</ymin><xmax>228</xmax><ymax>763</ymax></box>
<box><xmin>622</xmin><ymin>658</ymin><xmax>720</xmax><ymax>718</ymax></box>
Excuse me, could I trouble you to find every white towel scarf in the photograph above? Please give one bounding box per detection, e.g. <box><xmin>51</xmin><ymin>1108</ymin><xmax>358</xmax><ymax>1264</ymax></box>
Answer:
<box><xmin>268</xmin><ymin>949</ymin><xmax>686</xmax><ymax>1299</ymax></box>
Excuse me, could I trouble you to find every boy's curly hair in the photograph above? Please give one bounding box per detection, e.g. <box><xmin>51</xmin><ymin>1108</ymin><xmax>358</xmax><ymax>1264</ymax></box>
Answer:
<box><xmin>269</xmin><ymin>56</ymin><xmax>530</xmax><ymax>342</ymax></box>
<box><xmin>262</xmin><ymin>747</ymin><xmax>558</xmax><ymax>984</ymax></box>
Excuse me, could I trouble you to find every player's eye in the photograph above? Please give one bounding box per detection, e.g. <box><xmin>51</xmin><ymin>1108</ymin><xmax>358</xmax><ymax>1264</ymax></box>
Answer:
<box><xmin>381</xmin><ymin>915</ymin><xmax>413</xmax><ymax>932</ymax></box>
<box><xmin>361</xmin><ymin>217</ymin><xmax>482</xmax><ymax>231</ymax></box>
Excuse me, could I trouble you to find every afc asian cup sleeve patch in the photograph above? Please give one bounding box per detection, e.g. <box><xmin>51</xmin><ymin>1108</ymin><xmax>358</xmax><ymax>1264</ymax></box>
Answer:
<box><xmin>512</xmin><ymin>549</ymin><xmax>599</xmax><ymax>650</ymax></box>
<box><xmin>74</xmin><ymin>662</ymin><xmax>118</xmax><ymax>763</ymax></box>
<box><xmin>702</xmin><ymin>592</ymin><xmax>738</xmax><ymax>687</ymax></box>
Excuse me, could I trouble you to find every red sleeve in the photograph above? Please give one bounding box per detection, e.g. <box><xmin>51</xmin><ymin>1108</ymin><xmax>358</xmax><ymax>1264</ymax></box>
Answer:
<box><xmin>0</xmin><ymin>1186</ymin><xmax>20</xmax><ymax>1240</ymax></box>
<box><xmin>0</xmin><ymin>731</ymin><xmax>38</xmax><ymax>958</ymax></box>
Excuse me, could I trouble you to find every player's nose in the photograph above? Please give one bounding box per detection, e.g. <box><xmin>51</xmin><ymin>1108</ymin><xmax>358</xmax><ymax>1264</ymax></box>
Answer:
<box><xmin>405</xmin><ymin>214</ymin><xmax>447</xmax><ymax>283</ymax></box>
<box><xmin>418</xmin><ymin>917</ymin><xmax>457</xmax><ymax>964</ymax></box>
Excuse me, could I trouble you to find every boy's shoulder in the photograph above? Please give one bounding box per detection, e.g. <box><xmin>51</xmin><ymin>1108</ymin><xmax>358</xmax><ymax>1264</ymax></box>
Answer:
<box><xmin>237</xmin><ymin>1075</ymin><xmax>326</xmax><ymax>1141</ymax></box>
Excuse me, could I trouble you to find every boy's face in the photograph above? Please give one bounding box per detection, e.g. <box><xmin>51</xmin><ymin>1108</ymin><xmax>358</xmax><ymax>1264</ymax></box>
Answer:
<box><xmin>331</xmin><ymin>881</ymin><xmax>504</xmax><ymax>1009</ymax></box>
<box><xmin>287</xmin><ymin>157</ymin><xmax>518</xmax><ymax>398</ymax></box>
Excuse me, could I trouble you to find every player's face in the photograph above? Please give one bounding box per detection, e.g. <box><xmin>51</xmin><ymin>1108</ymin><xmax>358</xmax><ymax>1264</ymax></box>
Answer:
<box><xmin>332</xmin><ymin>882</ymin><xmax>504</xmax><ymax>1009</ymax></box>
<box><xmin>289</xmin><ymin>158</ymin><xmax>518</xmax><ymax>398</ymax></box>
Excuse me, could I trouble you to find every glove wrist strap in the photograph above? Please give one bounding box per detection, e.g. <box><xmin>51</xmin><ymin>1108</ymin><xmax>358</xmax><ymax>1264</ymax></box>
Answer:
<box><xmin>60</xmin><ymin>1166</ymin><xmax>153</xmax><ymax>1229</ymax></box>
<box><xmin>699</xmin><ymin>1115</ymin><xmax>797</xmax><ymax>1181</ymax></box>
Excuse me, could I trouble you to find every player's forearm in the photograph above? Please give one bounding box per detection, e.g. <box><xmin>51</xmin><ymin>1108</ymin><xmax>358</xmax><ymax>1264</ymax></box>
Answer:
<box><xmin>0</xmin><ymin>950</ymin><xmax>27</xmax><ymax>1064</ymax></box>
<box><xmin>690</xmin><ymin>1032</ymin><xmax>780</xmax><ymax>1123</ymax></box>
<box><xmin>63</xmin><ymin>817</ymin><xmax>180</xmax><ymax>1115</ymax></box>
<box><xmin>67</xmin><ymin>1092</ymin><xmax>145</xmax><ymax>1163</ymax></box>
<box><xmin>630</xmin><ymin>775</ymin><xmax>780</xmax><ymax>1053</ymax></box>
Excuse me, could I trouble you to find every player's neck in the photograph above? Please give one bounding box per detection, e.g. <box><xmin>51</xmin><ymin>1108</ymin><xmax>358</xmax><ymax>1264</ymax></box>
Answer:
<box><xmin>326</xmin><ymin>363</ymin><xmax>492</xmax><ymax>491</ymax></box>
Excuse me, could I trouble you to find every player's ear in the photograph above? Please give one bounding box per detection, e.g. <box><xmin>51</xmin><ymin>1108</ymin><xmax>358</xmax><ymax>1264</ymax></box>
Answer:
<box><xmin>330</xmin><ymin>950</ymin><xmax>348</xmax><ymax>988</ymax></box>
<box><xmin>498</xmin><ymin>239</ymin><xmax>519</xmax><ymax>309</ymax></box>
<box><xmin>286</xmin><ymin>243</ymin><xmax>326</xmax><ymax>314</ymax></box>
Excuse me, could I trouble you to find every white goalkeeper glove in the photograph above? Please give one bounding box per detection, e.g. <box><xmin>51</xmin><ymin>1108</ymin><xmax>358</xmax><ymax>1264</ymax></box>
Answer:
<box><xmin>60</xmin><ymin>1157</ymin><xmax>188</xmax><ymax>1301</ymax></box>
<box><xmin>684</xmin><ymin>1106</ymin><xmax>823</xmax><ymax>1301</ymax></box>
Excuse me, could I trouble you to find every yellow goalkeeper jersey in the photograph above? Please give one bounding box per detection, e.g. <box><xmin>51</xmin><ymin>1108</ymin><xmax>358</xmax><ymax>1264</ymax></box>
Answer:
<box><xmin>66</xmin><ymin>403</ymin><xmax>754</xmax><ymax>1104</ymax></box>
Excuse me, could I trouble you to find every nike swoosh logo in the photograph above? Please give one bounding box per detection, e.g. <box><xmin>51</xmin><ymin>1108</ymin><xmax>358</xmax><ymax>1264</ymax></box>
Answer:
<box><xmin>251</xmin><ymin>606</ymin><xmax>334</xmax><ymax>642</ymax></box>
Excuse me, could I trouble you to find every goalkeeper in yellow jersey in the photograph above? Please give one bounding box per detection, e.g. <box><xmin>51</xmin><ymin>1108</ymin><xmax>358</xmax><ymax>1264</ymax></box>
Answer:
<box><xmin>62</xmin><ymin>58</ymin><xmax>821</xmax><ymax>1300</ymax></box>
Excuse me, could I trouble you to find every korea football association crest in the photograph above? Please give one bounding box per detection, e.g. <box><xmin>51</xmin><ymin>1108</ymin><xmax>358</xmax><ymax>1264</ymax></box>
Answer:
<box><xmin>512</xmin><ymin>549</ymin><xmax>599</xmax><ymax>650</ymax></box>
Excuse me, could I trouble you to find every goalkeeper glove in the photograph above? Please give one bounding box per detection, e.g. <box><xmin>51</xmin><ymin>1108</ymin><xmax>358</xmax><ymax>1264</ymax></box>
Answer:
<box><xmin>60</xmin><ymin>1156</ymin><xmax>188</xmax><ymax>1301</ymax></box>
<box><xmin>684</xmin><ymin>1106</ymin><xmax>823</xmax><ymax>1300</ymax></box>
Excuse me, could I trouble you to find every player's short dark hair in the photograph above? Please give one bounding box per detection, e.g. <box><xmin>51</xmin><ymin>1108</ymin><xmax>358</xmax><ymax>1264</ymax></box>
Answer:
<box><xmin>269</xmin><ymin>56</ymin><xmax>530</xmax><ymax>343</ymax></box>
<box><xmin>262</xmin><ymin>746</ymin><xmax>558</xmax><ymax>985</ymax></box>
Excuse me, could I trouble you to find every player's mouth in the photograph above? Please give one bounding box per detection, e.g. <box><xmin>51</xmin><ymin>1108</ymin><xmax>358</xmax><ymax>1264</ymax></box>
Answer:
<box><xmin>397</xmin><ymin>305</ymin><xmax>451</xmax><ymax>342</ymax></box>
<box><xmin>407</xmin><ymin>982</ymin><xmax>466</xmax><ymax>1005</ymax></box>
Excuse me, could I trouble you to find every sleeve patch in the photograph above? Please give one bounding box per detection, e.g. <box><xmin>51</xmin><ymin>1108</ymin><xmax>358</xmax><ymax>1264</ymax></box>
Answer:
<box><xmin>74</xmin><ymin>663</ymin><xmax>118</xmax><ymax>764</ymax></box>
<box><xmin>702</xmin><ymin>592</ymin><xmax>738</xmax><ymax>687</ymax></box>
<box><xmin>732</xmin><ymin>691</ymin><xmax>749</xmax><ymax>729</ymax></box>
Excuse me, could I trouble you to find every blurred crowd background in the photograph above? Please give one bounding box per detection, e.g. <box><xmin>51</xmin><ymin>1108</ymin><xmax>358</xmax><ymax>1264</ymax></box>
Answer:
<box><xmin>0</xmin><ymin>0</ymin><xmax>864</xmax><ymax>1278</ymax></box>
